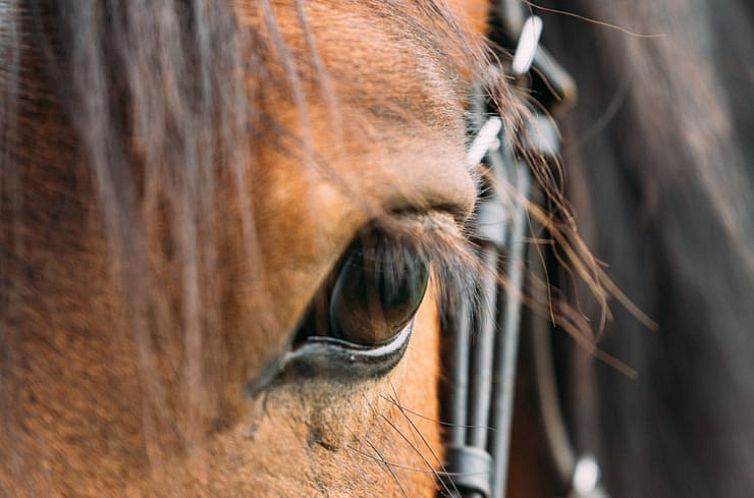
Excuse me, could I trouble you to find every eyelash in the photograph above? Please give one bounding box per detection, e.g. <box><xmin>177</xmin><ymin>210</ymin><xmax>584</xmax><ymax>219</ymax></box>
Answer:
<box><xmin>249</xmin><ymin>213</ymin><xmax>478</xmax><ymax>389</ymax></box>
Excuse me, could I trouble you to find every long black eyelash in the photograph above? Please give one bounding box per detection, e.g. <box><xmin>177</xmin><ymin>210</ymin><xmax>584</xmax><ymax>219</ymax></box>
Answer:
<box><xmin>367</xmin><ymin>213</ymin><xmax>482</xmax><ymax>327</ymax></box>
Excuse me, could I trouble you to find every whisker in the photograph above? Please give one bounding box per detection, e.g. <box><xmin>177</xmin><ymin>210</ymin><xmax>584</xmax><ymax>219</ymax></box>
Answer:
<box><xmin>339</xmin><ymin>398</ymin><xmax>393</xmax><ymax>486</ymax></box>
<box><xmin>379</xmin><ymin>393</ymin><xmax>500</xmax><ymax>432</ymax></box>
<box><xmin>346</xmin><ymin>444</ymin><xmax>496</xmax><ymax>478</ymax></box>
<box><xmin>383</xmin><ymin>392</ymin><xmax>458</xmax><ymax>496</ymax></box>
<box><xmin>362</xmin><ymin>437</ymin><xmax>410</xmax><ymax>498</ymax></box>
<box><xmin>367</xmin><ymin>393</ymin><xmax>453</xmax><ymax>497</ymax></box>
<box><xmin>347</xmin><ymin>444</ymin><xmax>439</xmax><ymax>475</ymax></box>
<box><xmin>386</xmin><ymin>384</ymin><xmax>461</xmax><ymax>498</ymax></box>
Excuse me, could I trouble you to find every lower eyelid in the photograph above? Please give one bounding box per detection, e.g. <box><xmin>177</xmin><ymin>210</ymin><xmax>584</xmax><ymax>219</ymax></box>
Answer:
<box><xmin>275</xmin><ymin>320</ymin><xmax>415</xmax><ymax>384</ymax></box>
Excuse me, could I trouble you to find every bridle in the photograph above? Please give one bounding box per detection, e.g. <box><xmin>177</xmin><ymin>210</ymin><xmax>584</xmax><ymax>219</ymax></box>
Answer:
<box><xmin>440</xmin><ymin>2</ymin><xmax>610</xmax><ymax>498</ymax></box>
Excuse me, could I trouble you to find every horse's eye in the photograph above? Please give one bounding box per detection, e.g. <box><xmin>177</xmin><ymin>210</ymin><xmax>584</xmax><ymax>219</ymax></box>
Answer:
<box><xmin>276</xmin><ymin>228</ymin><xmax>430</xmax><ymax>383</ymax></box>
<box><xmin>329</xmin><ymin>243</ymin><xmax>429</xmax><ymax>346</ymax></box>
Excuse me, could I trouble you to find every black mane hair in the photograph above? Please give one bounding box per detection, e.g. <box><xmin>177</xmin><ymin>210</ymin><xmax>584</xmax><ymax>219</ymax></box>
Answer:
<box><xmin>545</xmin><ymin>0</ymin><xmax>754</xmax><ymax>495</ymax></box>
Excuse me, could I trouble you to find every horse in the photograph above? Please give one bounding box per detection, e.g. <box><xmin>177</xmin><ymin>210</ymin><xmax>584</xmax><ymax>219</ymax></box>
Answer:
<box><xmin>1</xmin><ymin>1</ymin><xmax>753</xmax><ymax>497</ymax></box>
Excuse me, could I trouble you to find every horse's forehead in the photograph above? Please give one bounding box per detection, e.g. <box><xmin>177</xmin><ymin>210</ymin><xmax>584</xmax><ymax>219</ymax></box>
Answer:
<box><xmin>236</xmin><ymin>0</ymin><xmax>480</xmax><ymax>116</ymax></box>
<box><xmin>447</xmin><ymin>0</ymin><xmax>493</xmax><ymax>34</ymax></box>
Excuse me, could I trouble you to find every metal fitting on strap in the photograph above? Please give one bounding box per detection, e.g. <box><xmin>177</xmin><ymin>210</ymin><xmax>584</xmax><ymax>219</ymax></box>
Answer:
<box><xmin>443</xmin><ymin>446</ymin><xmax>494</xmax><ymax>498</ymax></box>
<box><xmin>512</xmin><ymin>16</ymin><xmax>543</xmax><ymax>76</ymax></box>
<box><xmin>567</xmin><ymin>456</ymin><xmax>611</xmax><ymax>498</ymax></box>
<box><xmin>475</xmin><ymin>194</ymin><xmax>508</xmax><ymax>249</ymax></box>
<box><xmin>522</xmin><ymin>113</ymin><xmax>561</xmax><ymax>159</ymax></box>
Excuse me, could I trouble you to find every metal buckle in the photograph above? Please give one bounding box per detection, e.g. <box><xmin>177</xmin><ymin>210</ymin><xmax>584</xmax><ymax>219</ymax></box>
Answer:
<box><xmin>494</xmin><ymin>3</ymin><xmax>577</xmax><ymax>115</ymax></box>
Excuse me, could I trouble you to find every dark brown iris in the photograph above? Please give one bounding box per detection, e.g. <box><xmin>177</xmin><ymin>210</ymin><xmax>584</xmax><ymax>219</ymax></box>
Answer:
<box><xmin>328</xmin><ymin>244</ymin><xmax>429</xmax><ymax>345</ymax></box>
<box><xmin>295</xmin><ymin>229</ymin><xmax>430</xmax><ymax>348</ymax></box>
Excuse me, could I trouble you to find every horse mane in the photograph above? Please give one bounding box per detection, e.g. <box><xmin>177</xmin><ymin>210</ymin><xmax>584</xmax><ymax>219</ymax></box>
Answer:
<box><xmin>546</xmin><ymin>0</ymin><xmax>754</xmax><ymax>495</ymax></box>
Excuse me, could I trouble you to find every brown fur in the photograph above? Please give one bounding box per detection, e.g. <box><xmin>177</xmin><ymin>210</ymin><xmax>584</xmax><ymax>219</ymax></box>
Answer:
<box><xmin>0</xmin><ymin>0</ymin><xmax>504</xmax><ymax>496</ymax></box>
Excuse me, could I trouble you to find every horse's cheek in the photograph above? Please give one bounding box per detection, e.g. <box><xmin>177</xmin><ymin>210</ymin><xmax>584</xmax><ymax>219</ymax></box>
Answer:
<box><xmin>389</xmin><ymin>280</ymin><xmax>444</xmax><ymax>458</ymax></box>
<box><xmin>209</xmin><ymin>282</ymin><xmax>444</xmax><ymax>498</ymax></box>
